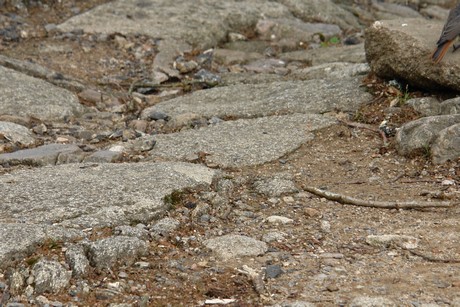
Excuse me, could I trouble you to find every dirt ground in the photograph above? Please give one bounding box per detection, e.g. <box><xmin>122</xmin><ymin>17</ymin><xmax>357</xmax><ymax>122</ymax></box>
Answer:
<box><xmin>1</xmin><ymin>1</ymin><xmax>459</xmax><ymax>306</ymax></box>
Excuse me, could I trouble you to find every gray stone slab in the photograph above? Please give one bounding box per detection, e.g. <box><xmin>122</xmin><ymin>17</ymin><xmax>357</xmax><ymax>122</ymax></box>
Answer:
<box><xmin>253</xmin><ymin>173</ymin><xmax>298</xmax><ymax>197</ymax></box>
<box><xmin>0</xmin><ymin>55</ymin><xmax>86</xmax><ymax>92</ymax></box>
<box><xmin>440</xmin><ymin>97</ymin><xmax>460</xmax><ymax>115</ymax></box>
<box><xmin>0</xmin><ymin>66</ymin><xmax>86</xmax><ymax>120</ymax></box>
<box><xmin>147</xmin><ymin>113</ymin><xmax>336</xmax><ymax>168</ymax></box>
<box><xmin>142</xmin><ymin>77</ymin><xmax>371</xmax><ymax>121</ymax></box>
<box><xmin>256</xmin><ymin>18</ymin><xmax>341</xmax><ymax>44</ymax></box>
<box><xmin>396</xmin><ymin>115</ymin><xmax>460</xmax><ymax>156</ymax></box>
<box><xmin>0</xmin><ymin>121</ymin><xmax>36</xmax><ymax>146</ymax></box>
<box><xmin>86</xmin><ymin>236</ymin><xmax>149</xmax><ymax>269</ymax></box>
<box><xmin>280</xmin><ymin>44</ymin><xmax>366</xmax><ymax>66</ymax></box>
<box><xmin>82</xmin><ymin>150</ymin><xmax>123</xmax><ymax>163</ymax></box>
<box><xmin>0</xmin><ymin>224</ymin><xmax>84</xmax><ymax>270</ymax></box>
<box><xmin>431</xmin><ymin>123</ymin><xmax>460</xmax><ymax>164</ymax></box>
<box><xmin>290</xmin><ymin>62</ymin><xmax>370</xmax><ymax>81</ymax></box>
<box><xmin>0</xmin><ymin>162</ymin><xmax>216</xmax><ymax>228</ymax></box>
<box><xmin>32</xmin><ymin>259</ymin><xmax>72</xmax><ymax>295</ymax></box>
<box><xmin>349</xmin><ymin>296</ymin><xmax>397</xmax><ymax>307</ymax></box>
<box><xmin>0</xmin><ymin>144</ymin><xmax>84</xmax><ymax>166</ymax></box>
<box><xmin>57</xmin><ymin>0</ymin><xmax>291</xmax><ymax>50</ymax></box>
<box><xmin>65</xmin><ymin>245</ymin><xmax>90</xmax><ymax>277</ymax></box>
<box><xmin>56</xmin><ymin>0</ymin><xmax>291</xmax><ymax>76</ymax></box>
<box><xmin>277</xmin><ymin>0</ymin><xmax>360</xmax><ymax>30</ymax></box>
<box><xmin>203</xmin><ymin>234</ymin><xmax>268</xmax><ymax>261</ymax></box>
<box><xmin>365</xmin><ymin>18</ymin><xmax>460</xmax><ymax>91</ymax></box>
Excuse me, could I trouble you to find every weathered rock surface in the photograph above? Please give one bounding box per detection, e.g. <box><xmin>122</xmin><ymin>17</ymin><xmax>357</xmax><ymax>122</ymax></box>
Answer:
<box><xmin>147</xmin><ymin>114</ymin><xmax>336</xmax><ymax>167</ymax></box>
<box><xmin>266</xmin><ymin>215</ymin><xmax>294</xmax><ymax>224</ymax></box>
<box><xmin>0</xmin><ymin>162</ymin><xmax>216</xmax><ymax>270</ymax></box>
<box><xmin>396</xmin><ymin>115</ymin><xmax>460</xmax><ymax>158</ymax></box>
<box><xmin>256</xmin><ymin>18</ymin><xmax>341</xmax><ymax>44</ymax></box>
<box><xmin>0</xmin><ymin>1</ymin><xmax>459</xmax><ymax>306</ymax></box>
<box><xmin>0</xmin><ymin>54</ymin><xmax>86</xmax><ymax>92</ymax></box>
<box><xmin>431</xmin><ymin>123</ymin><xmax>460</xmax><ymax>164</ymax></box>
<box><xmin>366</xmin><ymin>234</ymin><xmax>419</xmax><ymax>249</ymax></box>
<box><xmin>281</xmin><ymin>43</ymin><xmax>366</xmax><ymax>66</ymax></box>
<box><xmin>82</xmin><ymin>150</ymin><xmax>123</xmax><ymax>163</ymax></box>
<box><xmin>57</xmin><ymin>0</ymin><xmax>291</xmax><ymax>76</ymax></box>
<box><xmin>142</xmin><ymin>77</ymin><xmax>371</xmax><ymax>121</ymax></box>
<box><xmin>0</xmin><ymin>121</ymin><xmax>36</xmax><ymax>147</ymax></box>
<box><xmin>290</xmin><ymin>62</ymin><xmax>370</xmax><ymax>81</ymax></box>
<box><xmin>1</xmin><ymin>162</ymin><xmax>216</xmax><ymax>227</ymax></box>
<box><xmin>365</xmin><ymin>18</ymin><xmax>460</xmax><ymax>91</ymax></box>
<box><xmin>253</xmin><ymin>174</ymin><xmax>298</xmax><ymax>197</ymax></box>
<box><xmin>371</xmin><ymin>1</ymin><xmax>423</xmax><ymax>19</ymax></box>
<box><xmin>406</xmin><ymin>97</ymin><xmax>441</xmax><ymax>117</ymax></box>
<box><xmin>86</xmin><ymin>236</ymin><xmax>149</xmax><ymax>269</ymax></box>
<box><xmin>203</xmin><ymin>234</ymin><xmax>268</xmax><ymax>261</ymax></box>
<box><xmin>114</xmin><ymin>225</ymin><xmax>150</xmax><ymax>240</ymax></box>
<box><xmin>271</xmin><ymin>301</ymin><xmax>316</xmax><ymax>307</ymax></box>
<box><xmin>65</xmin><ymin>245</ymin><xmax>90</xmax><ymax>277</ymax></box>
<box><xmin>0</xmin><ymin>144</ymin><xmax>84</xmax><ymax>166</ymax></box>
<box><xmin>57</xmin><ymin>0</ymin><xmax>290</xmax><ymax>50</ymax></box>
<box><xmin>150</xmin><ymin>217</ymin><xmax>180</xmax><ymax>238</ymax></box>
<box><xmin>0</xmin><ymin>224</ymin><xmax>83</xmax><ymax>270</ymax></box>
<box><xmin>349</xmin><ymin>296</ymin><xmax>397</xmax><ymax>307</ymax></box>
<box><xmin>32</xmin><ymin>259</ymin><xmax>72</xmax><ymax>294</ymax></box>
<box><xmin>277</xmin><ymin>0</ymin><xmax>360</xmax><ymax>30</ymax></box>
<box><xmin>0</xmin><ymin>66</ymin><xmax>86</xmax><ymax>120</ymax></box>
<box><xmin>440</xmin><ymin>97</ymin><xmax>460</xmax><ymax>115</ymax></box>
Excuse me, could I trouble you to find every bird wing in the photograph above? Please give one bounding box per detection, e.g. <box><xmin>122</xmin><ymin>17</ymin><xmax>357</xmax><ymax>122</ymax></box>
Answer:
<box><xmin>437</xmin><ymin>5</ymin><xmax>460</xmax><ymax>45</ymax></box>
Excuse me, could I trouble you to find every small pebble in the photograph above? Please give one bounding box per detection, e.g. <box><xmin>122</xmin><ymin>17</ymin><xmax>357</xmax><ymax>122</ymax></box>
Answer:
<box><xmin>303</xmin><ymin>207</ymin><xmax>321</xmax><ymax>217</ymax></box>
<box><xmin>266</xmin><ymin>215</ymin><xmax>293</xmax><ymax>224</ymax></box>
<box><xmin>320</xmin><ymin>220</ymin><xmax>331</xmax><ymax>233</ymax></box>
<box><xmin>265</xmin><ymin>264</ymin><xmax>283</xmax><ymax>279</ymax></box>
<box><xmin>135</xmin><ymin>261</ymin><xmax>151</xmax><ymax>269</ymax></box>
<box><xmin>326</xmin><ymin>283</ymin><xmax>339</xmax><ymax>292</ymax></box>
<box><xmin>282</xmin><ymin>196</ymin><xmax>295</xmax><ymax>203</ymax></box>
<box><xmin>319</xmin><ymin>253</ymin><xmax>344</xmax><ymax>259</ymax></box>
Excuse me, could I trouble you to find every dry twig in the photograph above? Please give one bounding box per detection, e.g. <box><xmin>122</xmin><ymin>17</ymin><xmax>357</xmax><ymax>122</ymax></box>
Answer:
<box><xmin>236</xmin><ymin>265</ymin><xmax>265</xmax><ymax>295</ymax></box>
<box><xmin>405</xmin><ymin>249</ymin><xmax>460</xmax><ymax>263</ymax></box>
<box><xmin>338</xmin><ymin>119</ymin><xmax>389</xmax><ymax>146</ymax></box>
<box><xmin>302</xmin><ymin>186</ymin><xmax>454</xmax><ymax>209</ymax></box>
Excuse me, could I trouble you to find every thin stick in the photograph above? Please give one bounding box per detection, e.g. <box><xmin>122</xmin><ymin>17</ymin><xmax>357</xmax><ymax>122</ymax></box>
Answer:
<box><xmin>338</xmin><ymin>119</ymin><xmax>389</xmax><ymax>146</ymax></box>
<box><xmin>302</xmin><ymin>186</ymin><xmax>453</xmax><ymax>209</ymax></box>
<box><xmin>406</xmin><ymin>249</ymin><xmax>460</xmax><ymax>263</ymax></box>
<box><xmin>399</xmin><ymin>179</ymin><xmax>442</xmax><ymax>184</ymax></box>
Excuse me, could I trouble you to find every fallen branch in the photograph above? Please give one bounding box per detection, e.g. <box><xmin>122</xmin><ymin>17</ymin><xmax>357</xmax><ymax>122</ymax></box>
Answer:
<box><xmin>338</xmin><ymin>119</ymin><xmax>389</xmax><ymax>146</ymax></box>
<box><xmin>399</xmin><ymin>179</ymin><xmax>442</xmax><ymax>184</ymax></box>
<box><xmin>405</xmin><ymin>249</ymin><xmax>460</xmax><ymax>263</ymax></box>
<box><xmin>302</xmin><ymin>185</ymin><xmax>454</xmax><ymax>209</ymax></box>
<box><xmin>236</xmin><ymin>265</ymin><xmax>264</xmax><ymax>295</ymax></box>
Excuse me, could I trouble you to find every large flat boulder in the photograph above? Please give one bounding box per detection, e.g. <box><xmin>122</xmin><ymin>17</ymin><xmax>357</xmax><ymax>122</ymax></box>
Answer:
<box><xmin>1</xmin><ymin>162</ymin><xmax>216</xmax><ymax>228</ymax></box>
<box><xmin>57</xmin><ymin>0</ymin><xmax>291</xmax><ymax>50</ymax></box>
<box><xmin>56</xmin><ymin>0</ymin><xmax>292</xmax><ymax>77</ymax></box>
<box><xmin>0</xmin><ymin>66</ymin><xmax>86</xmax><ymax>120</ymax></box>
<box><xmin>365</xmin><ymin>18</ymin><xmax>460</xmax><ymax>91</ymax></box>
<box><xmin>142</xmin><ymin>77</ymin><xmax>372</xmax><ymax>121</ymax></box>
<box><xmin>0</xmin><ymin>224</ymin><xmax>83</xmax><ymax>270</ymax></box>
<box><xmin>147</xmin><ymin>114</ymin><xmax>336</xmax><ymax>168</ymax></box>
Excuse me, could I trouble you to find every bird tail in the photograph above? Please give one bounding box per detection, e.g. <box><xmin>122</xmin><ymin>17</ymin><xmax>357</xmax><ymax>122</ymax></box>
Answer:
<box><xmin>431</xmin><ymin>40</ymin><xmax>454</xmax><ymax>63</ymax></box>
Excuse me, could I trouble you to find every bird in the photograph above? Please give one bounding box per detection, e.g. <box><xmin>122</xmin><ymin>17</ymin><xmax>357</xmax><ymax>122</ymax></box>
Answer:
<box><xmin>432</xmin><ymin>3</ymin><xmax>460</xmax><ymax>63</ymax></box>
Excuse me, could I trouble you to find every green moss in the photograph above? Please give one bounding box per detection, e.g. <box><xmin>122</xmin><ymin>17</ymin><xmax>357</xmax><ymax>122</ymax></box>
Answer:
<box><xmin>25</xmin><ymin>256</ymin><xmax>40</xmax><ymax>266</ymax></box>
<box><xmin>163</xmin><ymin>189</ymin><xmax>186</xmax><ymax>207</ymax></box>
